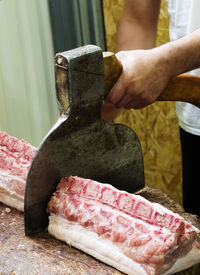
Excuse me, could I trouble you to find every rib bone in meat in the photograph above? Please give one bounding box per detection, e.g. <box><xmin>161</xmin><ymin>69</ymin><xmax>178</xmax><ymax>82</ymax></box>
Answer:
<box><xmin>47</xmin><ymin>176</ymin><xmax>200</xmax><ymax>275</ymax></box>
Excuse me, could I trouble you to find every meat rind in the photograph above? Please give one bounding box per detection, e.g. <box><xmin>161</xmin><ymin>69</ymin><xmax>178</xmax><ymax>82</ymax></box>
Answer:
<box><xmin>48</xmin><ymin>214</ymin><xmax>149</xmax><ymax>275</ymax></box>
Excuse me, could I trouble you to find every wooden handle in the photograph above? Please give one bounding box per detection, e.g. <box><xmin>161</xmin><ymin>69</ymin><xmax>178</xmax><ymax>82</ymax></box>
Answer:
<box><xmin>103</xmin><ymin>52</ymin><xmax>200</xmax><ymax>108</ymax></box>
<box><xmin>158</xmin><ymin>74</ymin><xmax>200</xmax><ymax>107</ymax></box>
<box><xmin>103</xmin><ymin>52</ymin><xmax>122</xmax><ymax>96</ymax></box>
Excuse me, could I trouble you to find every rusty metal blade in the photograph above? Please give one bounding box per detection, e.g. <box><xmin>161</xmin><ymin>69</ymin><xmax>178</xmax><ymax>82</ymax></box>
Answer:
<box><xmin>24</xmin><ymin>45</ymin><xmax>144</xmax><ymax>235</ymax></box>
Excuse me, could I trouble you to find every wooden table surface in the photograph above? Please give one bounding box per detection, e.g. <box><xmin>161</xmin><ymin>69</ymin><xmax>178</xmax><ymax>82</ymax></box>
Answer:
<box><xmin>0</xmin><ymin>203</ymin><xmax>122</xmax><ymax>275</ymax></box>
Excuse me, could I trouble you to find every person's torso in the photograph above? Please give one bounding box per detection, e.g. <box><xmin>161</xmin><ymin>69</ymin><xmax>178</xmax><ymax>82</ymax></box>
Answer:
<box><xmin>167</xmin><ymin>0</ymin><xmax>200</xmax><ymax>135</ymax></box>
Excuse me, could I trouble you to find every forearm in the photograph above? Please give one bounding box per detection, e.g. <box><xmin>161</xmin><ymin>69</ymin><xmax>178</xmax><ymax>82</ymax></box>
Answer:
<box><xmin>117</xmin><ymin>0</ymin><xmax>161</xmax><ymax>51</ymax></box>
<box><xmin>117</xmin><ymin>18</ymin><xmax>157</xmax><ymax>50</ymax></box>
<box><xmin>106</xmin><ymin>4</ymin><xmax>200</xmax><ymax>110</ymax></box>
<box><xmin>155</xmin><ymin>28</ymin><xmax>200</xmax><ymax>78</ymax></box>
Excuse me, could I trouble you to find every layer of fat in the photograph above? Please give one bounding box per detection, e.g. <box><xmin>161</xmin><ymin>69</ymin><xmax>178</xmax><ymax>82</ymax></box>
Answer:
<box><xmin>48</xmin><ymin>214</ymin><xmax>148</xmax><ymax>275</ymax></box>
<box><xmin>0</xmin><ymin>171</ymin><xmax>24</xmax><ymax>211</ymax></box>
<box><xmin>163</xmin><ymin>242</ymin><xmax>200</xmax><ymax>275</ymax></box>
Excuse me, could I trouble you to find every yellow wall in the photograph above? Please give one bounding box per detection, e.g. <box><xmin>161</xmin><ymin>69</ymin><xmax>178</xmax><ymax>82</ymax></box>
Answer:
<box><xmin>103</xmin><ymin>0</ymin><xmax>182</xmax><ymax>204</ymax></box>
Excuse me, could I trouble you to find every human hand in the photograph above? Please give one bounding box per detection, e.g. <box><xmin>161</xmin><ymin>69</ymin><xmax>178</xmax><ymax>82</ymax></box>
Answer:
<box><xmin>101</xmin><ymin>101</ymin><xmax>122</xmax><ymax>121</ymax></box>
<box><xmin>106</xmin><ymin>49</ymin><xmax>173</xmax><ymax>109</ymax></box>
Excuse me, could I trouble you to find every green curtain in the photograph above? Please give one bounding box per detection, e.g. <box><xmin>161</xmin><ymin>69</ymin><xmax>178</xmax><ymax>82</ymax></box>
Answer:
<box><xmin>48</xmin><ymin>0</ymin><xmax>106</xmax><ymax>53</ymax></box>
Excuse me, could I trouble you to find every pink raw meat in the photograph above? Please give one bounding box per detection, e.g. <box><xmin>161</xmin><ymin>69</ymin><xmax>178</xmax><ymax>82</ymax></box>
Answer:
<box><xmin>47</xmin><ymin>176</ymin><xmax>200</xmax><ymax>275</ymax></box>
<box><xmin>0</xmin><ymin>131</ymin><xmax>36</xmax><ymax>211</ymax></box>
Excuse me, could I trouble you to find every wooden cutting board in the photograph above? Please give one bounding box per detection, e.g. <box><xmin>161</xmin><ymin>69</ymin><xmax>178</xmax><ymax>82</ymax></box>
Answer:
<box><xmin>0</xmin><ymin>187</ymin><xmax>200</xmax><ymax>275</ymax></box>
<box><xmin>0</xmin><ymin>203</ymin><xmax>121</xmax><ymax>275</ymax></box>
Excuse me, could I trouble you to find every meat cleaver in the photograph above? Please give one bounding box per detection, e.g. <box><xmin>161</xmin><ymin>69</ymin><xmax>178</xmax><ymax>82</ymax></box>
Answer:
<box><xmin>25</xmin><ymin>45</ymin><xmax>200</xmax><ymax>236</ymax></box>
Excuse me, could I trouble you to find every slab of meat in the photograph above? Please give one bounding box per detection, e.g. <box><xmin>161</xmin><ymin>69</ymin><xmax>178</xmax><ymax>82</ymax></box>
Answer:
<box><xmin>47</xmin><ymin>176</ymin><xmax>200</xmax><ymax>275</ymax></box>
<box><xmin>0</xmin><ymin>131</ymin><xmax>36</xmax><ymax>211</ymax></box>
<box><xmin>1</xmin><ymin>131</ymin><xmax>200</xmax><ymax>274</ymax></box>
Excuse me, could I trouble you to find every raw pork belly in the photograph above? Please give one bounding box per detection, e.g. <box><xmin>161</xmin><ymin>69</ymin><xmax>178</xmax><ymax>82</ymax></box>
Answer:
<box><xmin>0</xmin><ymin>131</ymin><xmax>36</xmax><ymax>211</ymax></box>
<box><xmin>47</xmin><ymin>176</ymin><xmax>200</xmax><ymax>275</ymax></box>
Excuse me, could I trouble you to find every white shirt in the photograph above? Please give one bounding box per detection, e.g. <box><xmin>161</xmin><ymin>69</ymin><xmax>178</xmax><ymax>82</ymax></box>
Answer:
<box><xmin>167</xmin><ymin>0</ymin><xmax>200</xmax><ymax>135</ymax></box>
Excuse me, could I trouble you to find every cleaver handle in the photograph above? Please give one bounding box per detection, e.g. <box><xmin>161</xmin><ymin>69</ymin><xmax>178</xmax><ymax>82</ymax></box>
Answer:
<box><xmin>103</xmin><ymin>52</ymin><xmax>200</xmax><ymax>108</ymax></box>
<box><xmin>157</xmin><ymin>74</ymin><xmax>200</xmax><ymax>107</ymax></box>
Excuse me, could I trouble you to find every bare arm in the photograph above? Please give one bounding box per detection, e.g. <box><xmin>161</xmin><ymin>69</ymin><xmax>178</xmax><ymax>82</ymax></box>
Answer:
<box><xmin>117</xmin><ymin>0</ymin><xmax>161</xmax><ymax>50</ymax></box>
<box><xmin>107</xmin><ymin>28</ymin><xmax>200</xmax><ymax>109</ymax></box>
<box><xmin>102</xmin><ymin>0</ymin><xmax>161</xmax><ymax>120</ymax></box>
<box><xmin>162</xmin><ymin>28</ymin><xmax>200</xmax><ymax>76</ymax></box>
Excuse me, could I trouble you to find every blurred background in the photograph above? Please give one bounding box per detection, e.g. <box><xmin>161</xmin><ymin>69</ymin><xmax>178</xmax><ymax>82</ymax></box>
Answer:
<box><xmin>0</xmin><ymin>0</ymin><xmax>105</xmax><ymax>147</ymax></box>
<box><xmin>0</xmin><ymin>0</ymin><xmax>182</xmax><ymax>204</ymax></box>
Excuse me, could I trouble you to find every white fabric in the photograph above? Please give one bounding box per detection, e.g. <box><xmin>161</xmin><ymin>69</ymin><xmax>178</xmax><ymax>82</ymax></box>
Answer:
<box><xmin>167</xmin><ymin>0</ymin><xmax>200</xmax><ymax>135</ymax></box>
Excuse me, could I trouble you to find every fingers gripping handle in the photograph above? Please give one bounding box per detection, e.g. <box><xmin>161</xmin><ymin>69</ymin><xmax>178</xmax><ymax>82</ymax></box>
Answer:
<box><xmin>103</xmin><ymin>52</ymin><xmax>200</xmax><ymax>108</ymax></box>
<box><xmin>55</xmin><ymin>47</ymin><xmax>200</xmax><ymax>112</ymax></box>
